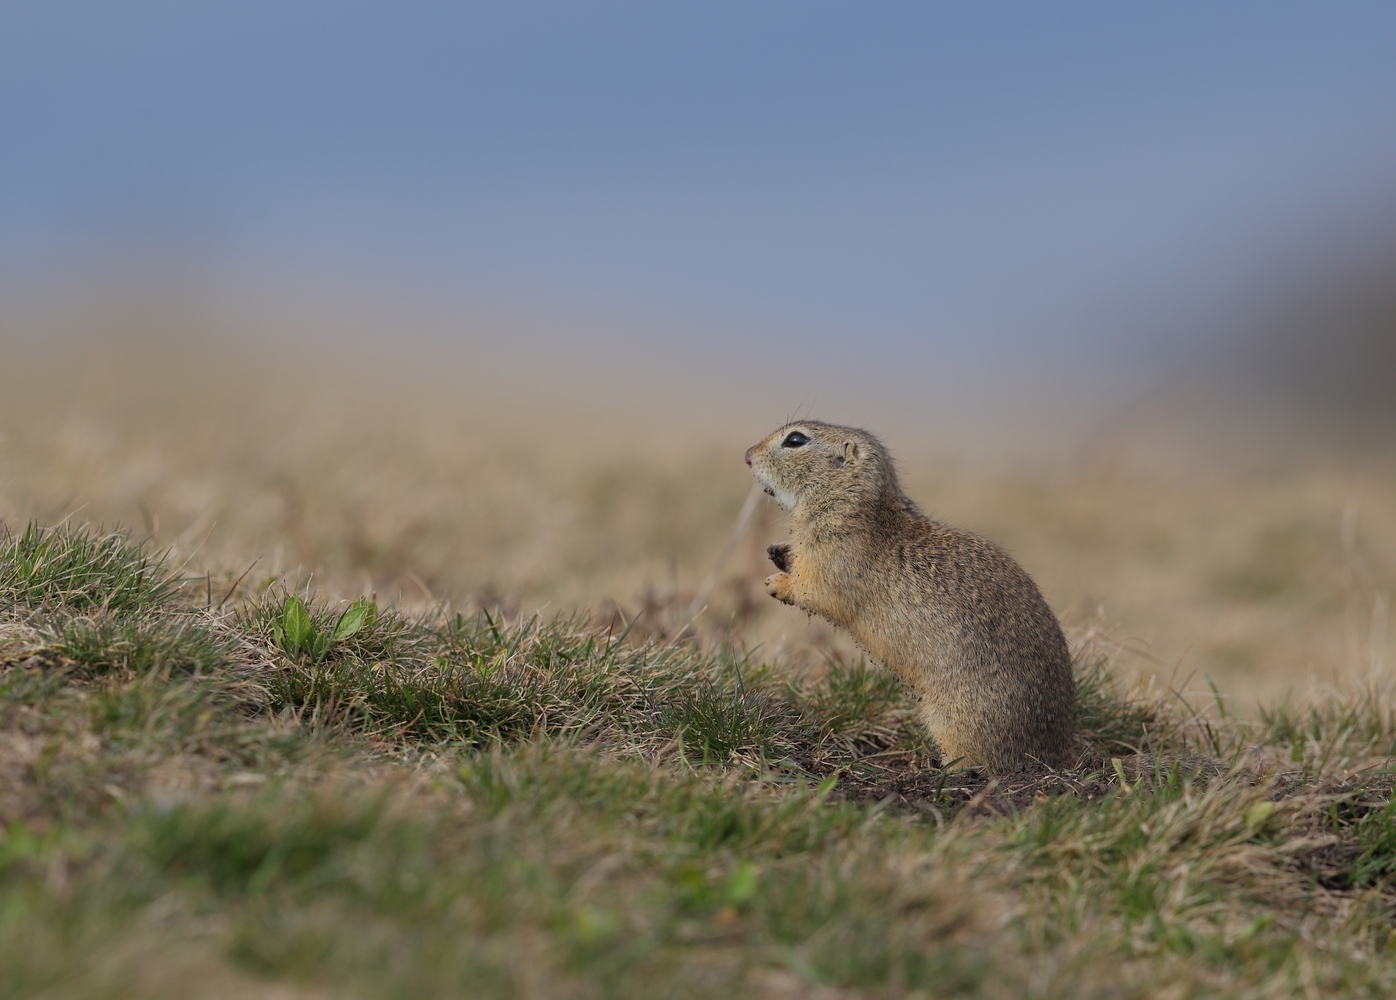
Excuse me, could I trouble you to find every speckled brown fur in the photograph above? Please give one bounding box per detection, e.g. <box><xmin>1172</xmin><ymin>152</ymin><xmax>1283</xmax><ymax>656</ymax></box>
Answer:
<box><xmin>746</xmin><ymin>420</ymin><xmax>1075</xmax><ymax>772</ymax></box>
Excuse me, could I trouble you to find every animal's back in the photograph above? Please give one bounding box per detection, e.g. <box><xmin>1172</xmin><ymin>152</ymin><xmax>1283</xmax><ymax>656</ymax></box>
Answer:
<box><xmin>896</xmin><ymin>522</ymin><xmax>1075</xmax><ymax>770</ymax></box>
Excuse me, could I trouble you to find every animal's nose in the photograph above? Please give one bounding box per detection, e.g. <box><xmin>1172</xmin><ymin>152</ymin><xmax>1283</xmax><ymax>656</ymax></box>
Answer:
<box><xmin>744</xmin><ymin>446</ymin><xmax>755</xmax><ymax>467</ymax></box>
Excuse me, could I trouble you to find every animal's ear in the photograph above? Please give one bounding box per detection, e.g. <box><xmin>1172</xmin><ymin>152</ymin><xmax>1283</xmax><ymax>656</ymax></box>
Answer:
<box><xmin>834</xmin><ymin>440</ymin><xmax>858</xmax><ymax>468</ymax></box>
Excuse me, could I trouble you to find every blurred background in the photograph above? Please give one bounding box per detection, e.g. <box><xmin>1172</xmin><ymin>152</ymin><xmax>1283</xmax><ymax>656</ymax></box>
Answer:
<box><xmin>2</xmin><ymin>2</ymin><xmax>1394</xmax><ymax>708</ymax></box>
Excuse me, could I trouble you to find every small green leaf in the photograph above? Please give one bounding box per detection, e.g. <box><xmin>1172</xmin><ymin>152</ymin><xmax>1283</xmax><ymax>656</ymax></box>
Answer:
<box><xmin>1111</xmin><ymin>757</ymin><xmax>1130</xmax><ymax>792</ymax></box>
<box><xmin>282</xmin><ymin>594</ymin><xmax>313</xmax><ymax>653</ymax></box>
<box><xmin>333</xmin><ymin>598</ymin><xmax>373</xmax><ymax>640</ymax></box>
<box><xmin>311</xmin><ymin>632</ymin><xmax>332</xmax><ymax>663</ymax></box>
<box><xmin>568</xmin><ymin>906</ymin><xmax>619</xmax><ymax>945</ymax></box>
<box><xmin>1246</xmin><ymin>800</ymin><xmax>1276</xmax><ymax>830</ymax></box>
<box><xmin>724</xmin><ymin>861</ymin><xmax>758</xmax><ymax>906</ymax></box>
<box><xmin>671</xmin><ymin>865</ymin><xmax>706</xmax><ymax>898</ymax></box>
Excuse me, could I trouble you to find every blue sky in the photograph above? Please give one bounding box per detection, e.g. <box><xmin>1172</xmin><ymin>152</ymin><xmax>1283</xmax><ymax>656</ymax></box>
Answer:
<box><xmin>4</xmin><ymin>2</ymin><xmax>1396</xmax><ymax>370</ymax></box>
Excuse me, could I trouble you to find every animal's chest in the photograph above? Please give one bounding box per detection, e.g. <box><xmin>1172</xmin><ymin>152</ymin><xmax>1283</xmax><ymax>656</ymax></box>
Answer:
<box><xmin>803</xmin><ymin>538</ymin><xmax>952</xmax><ymax>661</ymax></box>
<box><xmin>855</xmin><ymin>602</ymin><xmax>942</xmax><ymax>662</ymax></box>
<box><xmin>797</xmin><ymin>544</ymin><xmax>863</xmax><ymax>622</ymax></box>
<box><xmin>846</xmin><ymin>560</ymin><xmax>961</xmax><ymax>671</ymax></box>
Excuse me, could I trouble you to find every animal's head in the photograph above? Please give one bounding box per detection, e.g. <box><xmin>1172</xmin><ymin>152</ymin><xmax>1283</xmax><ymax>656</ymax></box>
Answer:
<box><xmin>744</xmin><ymin>420</ymin><xmax>898</xmax><ymax>520</ymax></box>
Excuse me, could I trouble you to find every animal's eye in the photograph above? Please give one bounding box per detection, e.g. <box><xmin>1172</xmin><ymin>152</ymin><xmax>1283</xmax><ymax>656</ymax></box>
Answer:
<box><xmin>781</xmin><ymin>431</ymin><xmax>810</xmax><ymax>448</ymax></box>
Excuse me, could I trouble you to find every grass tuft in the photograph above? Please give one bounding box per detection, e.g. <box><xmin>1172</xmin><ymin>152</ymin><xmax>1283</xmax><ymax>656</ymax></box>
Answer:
<box><xmin>1074</xmin><ymin>645</ymin><xmax>1183</xmax><ymax>758</ymax></box>
<box><xmin>42</xmin><ymin>610</ymin><xmax>233</xmax><ymax>679</ymax></box>
<box><xmin>136</xmin><ymin>791</ymin><xmax>389</xmax><ymax>895</ymax></box>
<box><xmin>0</xmin><ymin>522</ymin><xmax>181</xmax><ymax>615</ymax></box>
<box><xmin>662</xmin><ymin>670</ymin><xmax>810</xmax><ymax>765</ymax></box>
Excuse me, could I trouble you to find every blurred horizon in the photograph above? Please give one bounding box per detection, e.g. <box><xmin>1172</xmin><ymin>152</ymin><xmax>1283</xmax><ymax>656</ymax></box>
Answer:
<box><xmin>5</xmin><ymin>2</ymin><xmax>1396</xmax><ymax>394</ymax></box>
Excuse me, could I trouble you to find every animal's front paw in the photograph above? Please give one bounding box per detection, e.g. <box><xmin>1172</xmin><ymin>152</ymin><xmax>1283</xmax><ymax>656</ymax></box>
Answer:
<box><xmin>764</xmin><ymin>572</ymin><xmax>796</xmax><ymax>605</ymax></box>
<box><xmin>766</xmin><ymin>543</ymin><xmax>793</xmax><ymax>573</ymax></box>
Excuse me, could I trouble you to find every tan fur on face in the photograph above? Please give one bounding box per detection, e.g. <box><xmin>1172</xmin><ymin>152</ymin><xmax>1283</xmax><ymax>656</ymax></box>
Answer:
<box><xmin>746</xmin><ymin>420</ymin><xmax>1076</xmax><ymax>772</ymax></box>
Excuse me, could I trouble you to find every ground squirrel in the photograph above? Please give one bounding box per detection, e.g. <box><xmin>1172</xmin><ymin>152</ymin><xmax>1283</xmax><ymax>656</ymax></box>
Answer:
<box><xmin>745</xmin><ymin>420</ymin><xmax>1076</xmax><ymax>772</ymax></box>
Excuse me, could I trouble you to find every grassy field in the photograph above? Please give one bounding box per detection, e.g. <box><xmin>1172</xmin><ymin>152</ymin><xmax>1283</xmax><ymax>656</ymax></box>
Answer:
<box><xmin>6</xmin><ymin>520</ymin><xmax>1396</xmax><ymax>998</ymax></box>
<box><xmin>3</xmin><ymin>328</ymin><xmax>1396</xmax><ymax>996</ymax></box>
